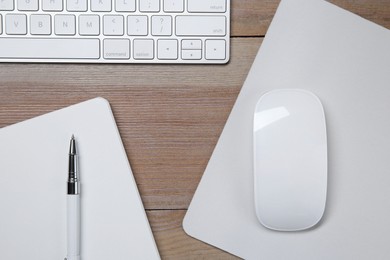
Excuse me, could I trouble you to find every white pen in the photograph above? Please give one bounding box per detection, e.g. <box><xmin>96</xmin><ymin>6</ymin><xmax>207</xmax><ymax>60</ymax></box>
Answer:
<box><xmin>66</xmin><ymin>135</ymin><xmax>81</xmax><ymax>260</ymax></box>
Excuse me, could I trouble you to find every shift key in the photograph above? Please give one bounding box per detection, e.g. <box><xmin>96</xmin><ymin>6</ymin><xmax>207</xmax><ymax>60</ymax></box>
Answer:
<box><xmin>176</xmin><ymin>16</ymin><xmax>226</xmax><ymax>36</ymax></box>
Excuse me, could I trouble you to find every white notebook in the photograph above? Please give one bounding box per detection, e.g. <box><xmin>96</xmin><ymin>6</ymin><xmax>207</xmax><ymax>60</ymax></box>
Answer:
<box><xmin>184</xmin><ymin>0</ymin><xmax>390</xmax><ymax>259</ymax></box>
<box><xmin>0</xmin><ymin>98</ymin><xmax>160</xmax><ymax>259</ymax></box>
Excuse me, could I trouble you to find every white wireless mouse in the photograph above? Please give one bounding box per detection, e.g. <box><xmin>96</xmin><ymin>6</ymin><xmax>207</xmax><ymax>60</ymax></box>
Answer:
<box><xmin>253</xmin><ymin>89</ymin><xmax>327</xmax><ymax>232</ymax></box>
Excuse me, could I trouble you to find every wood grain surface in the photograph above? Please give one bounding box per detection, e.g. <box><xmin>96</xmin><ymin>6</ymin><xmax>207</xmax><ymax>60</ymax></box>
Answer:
<box><xmin>0</xmin><ymin>0</ymin><xmax>389</xmax><ymax>259</ymax></box>
<box><xmin>232</xmin><ymin>0</ymin><xmax>390</xmax><ymax>36</ymax></box>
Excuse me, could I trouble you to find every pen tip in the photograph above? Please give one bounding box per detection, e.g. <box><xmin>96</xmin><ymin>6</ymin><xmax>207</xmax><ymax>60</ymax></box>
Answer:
<box><xmin>71</xmin><ymin>134</ymin><xmax>75</xmax><ymax>140</ymax></box>
<box><xmin>69</xmin><ymin>135</ymin><xmax>76</xmax><ymax>154</ymax></box>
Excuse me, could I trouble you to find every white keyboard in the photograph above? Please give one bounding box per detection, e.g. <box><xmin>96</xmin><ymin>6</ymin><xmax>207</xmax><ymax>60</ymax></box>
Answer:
<box><xmin>0</xmin><ymin>0</ymin><xmax>230</xmax><ymax>63</ymax></box>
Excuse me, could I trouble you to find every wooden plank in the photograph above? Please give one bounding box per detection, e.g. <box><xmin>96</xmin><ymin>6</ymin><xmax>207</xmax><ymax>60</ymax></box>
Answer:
<box><xmin>147</xmin><ymin>210</ymin><xmax>238</xmax><ymax>259</ymax></box>
<box><xmin>0</xmin><ymin>38</ymin><xmax>262</xmax><ymax>210</ymax></box>
<box><xmin>231</xmin><ymin>0</ymin><xmax>390</xmax><ymax>36</ymax></box>
<box><xmin>232</xmin><ymin>0</ymin><xmax>279</xmax><ymax>36</ymax></box>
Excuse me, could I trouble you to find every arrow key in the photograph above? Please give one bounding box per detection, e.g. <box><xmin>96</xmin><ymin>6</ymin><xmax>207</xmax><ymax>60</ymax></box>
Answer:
<box><xmin>182</xmin><ymin>39</ymin><xmax>202</xmax><ymax>50</ymax></box>
<box><xmin>205</xmin><ymin>39</ymin><xmax>225</xmax><ymax>60</ymax></box>
<box><xmin>182</xmin><ymin>49</ymin><xmax>201</xmax><ymax>60</ymax></box>
<box><xmin>158</xmin><ymin>39</ymin><xmax>178</xmax><ymax>60</ymax></box>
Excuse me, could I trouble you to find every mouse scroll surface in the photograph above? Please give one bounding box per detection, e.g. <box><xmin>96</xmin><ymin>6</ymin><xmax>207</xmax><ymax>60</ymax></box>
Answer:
<box><xmin>253</xmin><ymin>89</ymin><xmax>327</xmax><ymax>232</ymax></box>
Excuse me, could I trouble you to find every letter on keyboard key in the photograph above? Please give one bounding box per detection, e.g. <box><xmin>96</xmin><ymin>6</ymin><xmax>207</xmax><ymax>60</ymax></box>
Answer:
<box><xmin>0</xmin><ymin>0</ymin><xmax>14</xmax><ymax>10</ymax></box>
<box><xmin>91</xmin><ymin>0</ymin><xmax>111</xmax><ymax>12</ymax></box>
<box><xmin>0</xmin><ymin>38</ymin><xmax>100</xmax><ymax>59</ymax></box>
<box><xmin>42</xmin><ymin>0</ymin><xmax>63</xmax><ymax>11</ymax></box>
<box><xmin>188</xmin><ymin>0</ymin><xmax>226</xmax><ymax>13</ymax></box>
<box><xmin>6</xmin><ymin>14</ymin><xmax>27</xmax><ymax>35</ymax></box>
<box><xmin>133</xmin><ymin>39</ymin><xmax>154</xmax><ymax>59</ymax></box>
<box><xmin>67</xmin><ymin>0</ymin><xmax>87</xmax><ymax>11</ymax></box>
<box><xmin>18</xmin><ymin>0</ymin><xmax>38</xmax><ymax>11</ymax></box>
<box><xmin>79</xmin><ymin>15</ymin><xmax>100</xmax><ymax>36</ymax></box>
<box><xmin>176</xmin><ymin>16</ymin><xmax>226</xmax><ymax>36</ymax></box>
<box><xmin>55</xmin><ymin>15</ymin><xmax>76</xmax><ymax>35</ymax></box>
<box><xmin>30</xmin><ymin>15</ymin><xmax>51</xmax><ymax>35</ymax></box>
<box><xmin>103</xmin><ymin>39</ymin><xmax>130</xmax><ymax>59</ymax></box>
<box><xmin>115</xmin><ymin>0</ymin><xmax>135</xmax><ymax>12</ymax></box>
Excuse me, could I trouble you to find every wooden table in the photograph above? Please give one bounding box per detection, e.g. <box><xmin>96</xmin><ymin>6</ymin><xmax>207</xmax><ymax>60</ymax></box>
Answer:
<box><xmin>0</xmin><ymin>1</ymin><xmax>389</xmax><ymax>258</ymax></box>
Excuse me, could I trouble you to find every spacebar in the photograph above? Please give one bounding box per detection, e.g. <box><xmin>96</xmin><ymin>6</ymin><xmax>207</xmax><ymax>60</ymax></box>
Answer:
<box><xmin>0</xmin><ymin>38</ymin><xmax>100</xmax><ymax>59</ymax></box>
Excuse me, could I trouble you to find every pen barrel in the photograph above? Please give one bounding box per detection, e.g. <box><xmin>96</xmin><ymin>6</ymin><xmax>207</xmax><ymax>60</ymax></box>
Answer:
<box><xmin>68</xmin><ymin>152</ymin><xmax>79</xmax><ymax>195</ymax></box>
<box><xmin>67</xmin><ymin>195</ymin><xmax>80</xmax><ymax>260</ymax></box>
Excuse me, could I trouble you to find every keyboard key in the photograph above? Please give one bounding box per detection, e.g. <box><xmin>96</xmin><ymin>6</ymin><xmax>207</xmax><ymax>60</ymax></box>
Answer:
<box><xmin>127</xmin><ymin>16</ymin><xmax>147</xmax><ymax>36</ymax></box>
<box><xmin>103</xmin><ymin>15</ymin><xmax>123</xmax><ymax>36</ymax></box>
<box><xmin>181</xmin><ymin>49</ymin><xmax>201</xmax><ymax>60</ymax></box>
<box><xmin>0</xmin><ymin>0</ymin><xmax>14</xmax><ymax>10</ymax></box>
<box><xmin>67</xmin><ymin>0</ymin><xmax>87</xmax><ymax>11</ymax></box>
<box><xmin>115</xmin><ymin>0</ymin><xmax>135</xmax><ymax>12</ymax></box>
<box><xmin>6</xmin><ymin>14</ymin><xmax>27</xmax><ymax>35</ymax></box>
<box><xmin>158</xmin><ymin>39</ymin><xmax>177</xmax><ymax>60</ymax></box>
<box><xmin>30</xmin><ymin>15</ymin><xmax>51</xmax><ymax>35</ymax></box>
<box><xmin>182</xmin><ymin>39</ymin><xmax>201</xmax><ymax>50</ymax></box>
<box><xmin>55</xmin><ymin>15</ymin><xmax>75</xmax><ymax>35</ymax></box>
<box><xmin>163</xmin><ymin>0</ymin><xmax>183</xmax><ymax>12</ymax></box>
<box><xmin>42</xmin><ymin>0</ymin><xmax>63</xmax><ymax>11</ymax></box>
<box><xmin>103</xmin><ymin>39</ymin><xmax>130</xmax><ymax>59</ymax></box>
<box><xmin>91</xmin><ymin>0</ymin><xmax>111</xmax><ymax>12</ymax></box>
<box><xmin>188</xmin><ymin>0</ymin><xmax>226</xmax><ymax>13</ymax></box>
<box><xmin>151</xmin><ymin>16</ymin><xmax>172</xmax><ymax>36</ymax></box>
<box><xmin>18</xmin><ymin>0</ymin><xmax>38</xmax><ymax>11</ymax></box>
<box><xmin>133</xmin><ymin>39</ymin><xmax>154</xmax><ymax>59</ymax></box>
<box><xmin>79</xmin><ymin>15</ymin><xmax>99</xmax><ymax>35</ymax></box>
<box><xmin>0</xmin><ymin>15</ymin><xmax>2</xmax><ymax>34</ymax></box>
<box><xmin>0</xmin><ymin>38</ymin><xmax>100</xmax><ymax>59</ymax></box>
<box><xmin>176</xmin><ymin>16</ymin><xmax>226</xmax><ymax>36</ymax></box>
<box><xmin>205</xmin><ymin>39</ymin><xmax>225</xmax><ymax>60</ymax></box>
<box><xmin>139</xmin><ymin>0</ymin><xmax>159</xmax><ymax>12</ymax></box>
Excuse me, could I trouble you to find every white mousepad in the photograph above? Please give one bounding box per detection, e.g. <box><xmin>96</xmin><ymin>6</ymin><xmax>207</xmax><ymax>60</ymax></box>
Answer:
<box><xmin>184</xmin><ymin>0</ymin><xmax>390</xmax><ymax>259</ymax></box>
